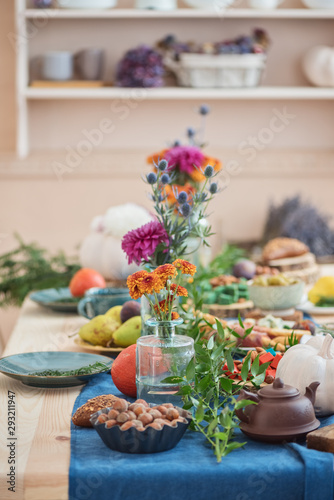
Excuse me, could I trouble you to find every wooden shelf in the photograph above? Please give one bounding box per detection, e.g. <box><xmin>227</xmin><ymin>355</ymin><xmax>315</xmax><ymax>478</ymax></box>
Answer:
<box><xmin>24</xmin><ymin>86</ymin><xmax>334</xmax><ymax>100</ymax></box>
<box><xmin>24</xmin><ymin>8</ymin><xmax>334</xmax><ymax>19</ymax></box>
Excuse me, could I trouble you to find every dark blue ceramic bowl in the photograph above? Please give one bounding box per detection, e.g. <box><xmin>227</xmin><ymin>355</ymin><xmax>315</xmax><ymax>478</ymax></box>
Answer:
<box><xmin>77</xmin><ymin>287</ymin><xmax>133</xmax><ymax>319</ymax></box>
<box><xmin>90</xmin><ymin>406</ymin><xmax>191</xmax><ymax>454</ymax></box>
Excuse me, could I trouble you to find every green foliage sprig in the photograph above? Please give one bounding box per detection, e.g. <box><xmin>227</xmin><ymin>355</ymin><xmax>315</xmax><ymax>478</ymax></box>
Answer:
<box><xmin>164</xmin><ymin>319</ymin><xmax>268</xmax><ymax>463</ymax></box>
<box><xmin>0</xmin><ymin>234</ymin><xmax>80</xmax><ymax>307</ymax></box>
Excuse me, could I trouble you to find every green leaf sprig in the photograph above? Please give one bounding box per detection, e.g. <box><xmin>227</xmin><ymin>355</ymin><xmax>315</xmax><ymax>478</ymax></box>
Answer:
<box><xmin>164</xmin><ymin>318</ymin><xmax>269</xmax><ymax>462</ymax></box>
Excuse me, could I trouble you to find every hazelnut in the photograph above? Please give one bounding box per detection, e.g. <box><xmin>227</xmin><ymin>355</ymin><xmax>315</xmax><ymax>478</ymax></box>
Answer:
<box><xmin>134</xmin><ymin>399</ymin><xmax>149</xmax><ymax>408</ymax></box>
<box><xmin>133</xmin><ymin>404</ymin><xmax>146</xmax><ymax>417</ymax></box>
<box><xmin>132</xmin><ymin>420</ymin><xmax>144</xmax><ymax>428</ymax></box>
<box><xmin>126</xmin><ymin>411</ymin><xmax>137</xmax><ymax>421</ymax></box>
<box><xmin>161</xmin><ymin>403</ymin><xmax>174</xmax><ymax>409</ymax></box>
<box><xmin>97</xmin><ymin>414</ymin><xmax>108</xmax><ymax>424</ymax></box>
<box><xmin>138</xmin><ymin>413</ymin><xmax>154</xmax><ymax>426</ymax></box>
<box><xmin>166</xmin><ymin>408</ymin><xmax>179</xmax><ymax>421</ymax></box>
<box><xmin>120</xmin><ymin>421</ymin><xmax>135</xmax><ymax>431</ymax></box>
<box><xmin>153</xmin><ymin>418</ymin><xmax>167</xmax><ymax>426</ymax></box>
<box><xmin>116</xmin><ymin>413</ymin><xmax>129</xmax><ymax>424</ymax></box>
<box><xmin>107</xmin><ymin>409</ymin><xmax>119</xmax><ymax>420</ymax></box>
<box><xmin>155</xmin><ymin>405</ymin><xmax>168</xmax><ymax>416</ymax></box>
<box><xmin>148</xmin><ymin>409</ymin><xmax>162</xmax><ymax>420</ymax></box>
<box><xmin>105</xmin><ymin>419</ymin><xmax>117</xmax><ymax>428</ymax></box>
<box><xmin>113</xmin><ymin>399</ymin><xmax>129</xmax><ymax>412</ymax></box>
<box><xmin>148</xmin><ymin>422</ymin><xmax>163</xmax><ymax>430</ymax></box>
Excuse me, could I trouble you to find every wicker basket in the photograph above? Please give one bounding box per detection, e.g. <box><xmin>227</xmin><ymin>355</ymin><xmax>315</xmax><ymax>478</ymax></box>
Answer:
<box><xmin>165</xmin><ymin>53</ymin><xmax>266</xmax><ymax>88</ymax></box>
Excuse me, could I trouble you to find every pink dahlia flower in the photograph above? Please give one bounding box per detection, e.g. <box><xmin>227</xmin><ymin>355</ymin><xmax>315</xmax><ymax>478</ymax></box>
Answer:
<box><xmin>121</xmin><ymin>220</ymin><xmax>169</xmax><ymax>265</ymax></box>
<box><xmin>164</xmin><ymin>146</ymin><xmax>205</xmax><ymax>176</ymax></box>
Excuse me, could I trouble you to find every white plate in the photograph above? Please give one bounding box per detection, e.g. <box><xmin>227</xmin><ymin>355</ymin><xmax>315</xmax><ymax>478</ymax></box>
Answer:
<box><xmin>297</xmin><ymin>300</ymin><xmax>334</xmax><ymax>315</ymax></box>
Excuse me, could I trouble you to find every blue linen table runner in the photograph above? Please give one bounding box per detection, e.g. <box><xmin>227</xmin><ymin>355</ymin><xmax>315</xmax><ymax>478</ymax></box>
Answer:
<box><xmin>69</xmin><ymin>373</ymin><xmax>334</xmax><ymax>500</ymax></box>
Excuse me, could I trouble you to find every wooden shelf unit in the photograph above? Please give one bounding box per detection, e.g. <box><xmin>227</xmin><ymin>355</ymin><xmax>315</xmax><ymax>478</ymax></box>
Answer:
<box><xmin>15</xmin><ymin>0</ymin><xmax>334</xmax><ymax>157</ymax></box>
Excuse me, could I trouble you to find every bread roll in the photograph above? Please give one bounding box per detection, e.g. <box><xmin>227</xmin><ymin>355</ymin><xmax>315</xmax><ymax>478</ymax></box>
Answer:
<box><xmin>262</xmin><ymin>238</ymin><xmax>309</xmax><ymax>262</ymax></box>
<box><xmin>72</xmin><ymin>394</ymin><xmax>120</xmax><ymax>427</ymax></box>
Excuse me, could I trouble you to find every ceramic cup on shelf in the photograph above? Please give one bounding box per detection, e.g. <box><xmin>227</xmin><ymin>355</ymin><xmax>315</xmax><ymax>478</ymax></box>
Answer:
<box><xmin>135</xmin><ymin>0</ymin><xmax>177</xmax><ymax>10</ymax></box>
<box><xmin>248</xmin><ymin>0</ymin><xmax>283</xmax><ymax>8</ymax></box>
<box><xmin>74</xmin><ymin>49</ymin><xmax>105</xmax><ymax>80</ymax></box>
<box><xmin>41</xmin><ymin>51</ymin><xmax>73</xmax><ymax>81</ymax></box>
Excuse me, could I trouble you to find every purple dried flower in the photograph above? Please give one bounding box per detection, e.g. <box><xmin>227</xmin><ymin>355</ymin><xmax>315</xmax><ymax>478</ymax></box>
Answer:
<box><xmin>116</xmin><ymin>45</ymin><xmax>164</xmax><ymax>88</ymax></box>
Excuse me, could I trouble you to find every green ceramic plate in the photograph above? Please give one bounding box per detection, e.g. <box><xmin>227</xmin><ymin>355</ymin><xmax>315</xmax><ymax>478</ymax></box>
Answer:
<box><xmin>0</xmin><ymin>351</ymin><xmax>112</xmax><ymax>388</ymax></box>
<box><xmin>29</xmin><ymin>288</ymin><xmax>79</xmax><ymax>312</ymax></box>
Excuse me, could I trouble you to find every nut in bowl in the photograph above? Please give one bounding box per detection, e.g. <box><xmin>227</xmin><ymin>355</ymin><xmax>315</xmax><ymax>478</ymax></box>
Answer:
<box><xmin>248</xmin><ymin>274</ymin><xmax>305</xmax><ymax>311</ymax></box>
<box><xmin>90</xmin><ymin>398</ymin><xmax>192</xmax><ymax>454</ymax></box>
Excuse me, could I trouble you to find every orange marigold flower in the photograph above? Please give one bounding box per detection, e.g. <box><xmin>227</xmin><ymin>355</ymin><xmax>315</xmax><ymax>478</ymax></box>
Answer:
<box><xmin>139</xmin><ymin>271</ymin><xmax>164</xmax><ymax>295</ymax></box>
<box><xmin>154</xmin><ymin>300</ymin><xmax>170</xmax><ymax>315</ymax></box>
<box><xmin>172</xmin><ymin>259</ymin><xmax>197</xmax><ymax>277</ymax></box>
<box><xmin>126</xmin><ymin>270</ymin><xmax>147</xmax><ymax>300</ymax></box>
<box><xmin>171</xmin><ymin>312</ymin><xmax>180</xmax><ymax>320</ymax></box>
<box><xmin>170</xmin><ymin>283</ymin><xmax>188</xmax><ymax>297</ymax></box>
<box><xmin>154</xmin><ymin>264</ymin><xmax>177</xmax><ymax>283</ymax></box>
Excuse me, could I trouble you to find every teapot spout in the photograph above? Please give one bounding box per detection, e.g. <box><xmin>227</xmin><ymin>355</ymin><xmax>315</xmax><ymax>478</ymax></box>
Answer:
<box><xmin>305</xmin><ymin>382</ymin><xmax>320</xmax><ymax>406</ymax></box>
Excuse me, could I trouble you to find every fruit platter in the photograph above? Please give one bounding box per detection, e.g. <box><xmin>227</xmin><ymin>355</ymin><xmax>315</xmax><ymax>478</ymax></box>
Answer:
<box><xmin>75</xmin><ymin>300</ymin><xmax>142</xmax><ymax>356</ymax></box>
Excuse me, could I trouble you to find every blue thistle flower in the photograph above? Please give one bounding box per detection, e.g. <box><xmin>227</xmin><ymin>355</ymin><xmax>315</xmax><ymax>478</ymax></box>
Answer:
<box><xmin>181</xmin><ymin>203</ymin><xmax>191</xmax><ymax>218</ymax></box>
<box><xmin>173</xmin><ymin>140</ymin><xmax>181</xmax><ymax>147</ymax></box>
<box><xmin>204</xmin><ymin>165</ymin><xmax>214</xmax><ymax>178</ymax></box>
<box><xmin>209</xmin><ymin>182</ymin><xmax>218</xmax><ymax>194</ymax></box>
<box><xmin>147</xmin><ymin>172</ymin><xmax>157</xmax><ymax>184</ymax></box>
<box><xmin>160</xmin><ymin>173</ymin><xmax>170</xmax><ymax>185</ymax></box>
<box><xmin>177</xmin><ymin>191</ymin><xmax>188</xmax><ymax>205</ymax></box>
<box><xmin>199</xmin><ymin>104</ymin><xmax>210</xmax><ymax>116</ymax></box>
<box><xmin>158</xmin><ymin>159</ymin><xmax>168</xmax><ymax>171</ymax></box>
<box><xmin>187</xmin><ymin>127</ymin><xmax>196</xmax><ymax>138</ymax></box>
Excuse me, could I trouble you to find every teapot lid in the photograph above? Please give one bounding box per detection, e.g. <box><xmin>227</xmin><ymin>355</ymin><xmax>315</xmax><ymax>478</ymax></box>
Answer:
<box><xmin>258</xmin><ymin>377</ymin><xmax>299</xmax><ymax>398</ymax></box>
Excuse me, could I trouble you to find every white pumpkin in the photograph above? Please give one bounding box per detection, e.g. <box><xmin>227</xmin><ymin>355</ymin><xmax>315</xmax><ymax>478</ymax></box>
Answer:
<box><xmin>79</xmin><ymin>203</ymin><xmax>153</xmax><ymax>280</ymax></box>
<box><xmin>276</xmin><ymin>334</ymin><xmax>334</xmax><ymax>416</ymax></box>
<box><xmin>302</xmin><ymin>45</ymin><xmax>334</xmax><ymax>87</ymax></box>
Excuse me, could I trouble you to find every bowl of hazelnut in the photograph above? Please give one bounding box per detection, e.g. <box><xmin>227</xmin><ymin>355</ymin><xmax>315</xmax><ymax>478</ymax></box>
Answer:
<box><xmin>90</xmin><ymin>397</ymin><xmax>192</xmax><ymax>454</ymax></box>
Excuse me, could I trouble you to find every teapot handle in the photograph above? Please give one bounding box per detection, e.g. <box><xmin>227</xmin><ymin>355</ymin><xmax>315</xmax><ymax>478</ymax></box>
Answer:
<box><xmin>235</xmin><ymin>390</ymin><xmax>259</xmax><ymax>424</ymax></box>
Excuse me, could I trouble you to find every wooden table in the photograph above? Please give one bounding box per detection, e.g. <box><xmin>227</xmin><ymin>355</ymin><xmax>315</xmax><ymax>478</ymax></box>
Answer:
<box><xmin>0</xmin><ymin>297</ymin><xmax>333</xmax><ymax>500</ymax></box>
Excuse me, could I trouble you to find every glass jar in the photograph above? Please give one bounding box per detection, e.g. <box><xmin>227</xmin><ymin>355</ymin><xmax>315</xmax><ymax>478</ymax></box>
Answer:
<box><xmin>136</xmin><ymin>318</ymin><xmax>194</xmax><ymax>405</ymax></box>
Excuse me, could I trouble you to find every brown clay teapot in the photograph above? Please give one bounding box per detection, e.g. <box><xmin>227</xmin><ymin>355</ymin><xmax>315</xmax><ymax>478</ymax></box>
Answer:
<box><xmin>235</xmin><ymin>377</ymin><xmax>320</xmax><ymax>442</ymax></box>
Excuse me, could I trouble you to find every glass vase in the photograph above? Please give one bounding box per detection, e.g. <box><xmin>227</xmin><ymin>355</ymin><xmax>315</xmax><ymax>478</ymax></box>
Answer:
<box><xmin>136</xmin><ymin>318</ymin><xmax>194</xmax><ymax>405</ymax></box>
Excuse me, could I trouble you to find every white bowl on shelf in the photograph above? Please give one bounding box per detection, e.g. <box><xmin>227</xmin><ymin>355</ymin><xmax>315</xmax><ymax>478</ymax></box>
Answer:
<box><xmin>135</xmin><ymin>0</ymin><xmax>177</xmax><ymax>9</ymax></box>
<box><xmin>183</xmin><ymin>0</ymin><xmax>235</xmax><ymax>8</ymax></box>
<box><xmin>301</xmin><ymin>0</ymin><xmax>334</xmax><ymax>7</ymax></box>
<box><xmin>57</xmin><ymin>0</ymin><xmax>118</xmax><ymax>8</ymax></box>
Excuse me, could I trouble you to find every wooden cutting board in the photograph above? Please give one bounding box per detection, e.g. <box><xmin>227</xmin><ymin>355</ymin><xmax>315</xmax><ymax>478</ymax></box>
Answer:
<box><xmin>307</xmin><ymin>424</ymin><xmax>334</xmax><ymax>453</ymax></box>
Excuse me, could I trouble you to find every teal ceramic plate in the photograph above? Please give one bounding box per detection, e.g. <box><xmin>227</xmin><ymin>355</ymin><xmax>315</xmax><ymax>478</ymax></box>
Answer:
<box><xmin>29</xmin><ymin>288</ymin><xmax>79</xmax><ymax>312</ymax></box>
<box><xmin>0</xmin><ymin>351</ymin><xmax>112</xmax><ymax>388</ymax></box>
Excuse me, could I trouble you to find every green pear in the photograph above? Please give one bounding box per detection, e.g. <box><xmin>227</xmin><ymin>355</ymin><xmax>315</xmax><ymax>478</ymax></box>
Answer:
<box><xmin>105</xmin><ymin>305</ymin><xmax>122</xmax><ymax>324</ymax></box>
<box><xmin>112</xmin><ymin>316</ymin><xmax>142</xmax><ymax>348</ymax></box>
<box><xmin>79</xmin><ymin>315</ymin><xmax>120</xmax><ymax>347</ymax></box>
